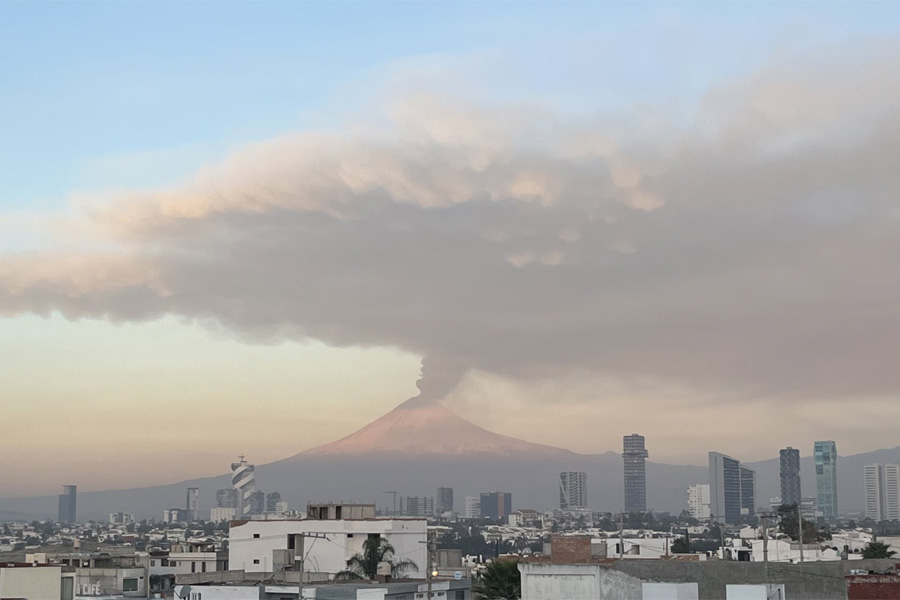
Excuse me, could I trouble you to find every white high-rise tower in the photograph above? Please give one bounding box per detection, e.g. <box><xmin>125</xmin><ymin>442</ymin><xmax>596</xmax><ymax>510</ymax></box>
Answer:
<box><xmin>231</xmin><ymin>455</ymin><xmax>256</xmax><ymax>517</ymax></box>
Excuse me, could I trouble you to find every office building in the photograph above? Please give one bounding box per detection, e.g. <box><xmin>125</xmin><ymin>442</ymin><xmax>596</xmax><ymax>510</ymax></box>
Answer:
<box><xmin>779</xmin><ymin>447</ymin><xmax>801</xmax><ymax>506</ymax></box>
<box><xmin>58</xmin><ymin>485</ymin><xmax>76</xmax><ymax>524</ymax></box>
<box><xmin>402</xmin><ymin>496</ymin><xmax>434</xmax><ymax>517</ymax></box>
<box><xmin>480</xmin><ymin>492</ymin><xmax>512</xmax><ymax>520</ymax></box>
<box><xmin>437</xmin><ymin>487</ymin><xmax>454</xmax><ymax>514</ymax></box>
<box><xmin>559</xmin><ymin>471</ymin><xmax>587</xmax><ymax>509</ymax></box>
<box><xmin>623</xmin><ymin>434</ymin><xmax>649</xmax><ymax>513</ymax></box>
<box><xmin>210</xmin><ymin>507</ymin><xmax>236</xmax><ymax>522</ymax></box>
<box><xmin>216</xmin><ymin>488</ymin><xmax>237</xmax><ymax>508</ymax></box>
<box><xmin>266</xmin><ymin>492</ymin><xmax>282</xmax><ymax>513</ymax></box>
<box><xmin>740</xmin><ymin>466</ymin><xmax>756</xmax><ymax>516</ymax></box>
<box><xmin>814</xmin><ymin>441</ymin><xmax>838</xmax><ymax>520</ymax></box>
<box><xmin>886</xmin><ymin>464</ymin><xmax>900</xmax><ymax>521</ymax></box>
<box><xmin>231</xmin><ymin>455</ymin><xmax>256</xmax><ymax>517</ymax></box>
<box><xmin>864</xmin><ymin>464</ymin><xmax>900</xmax><ymax>522</ymax></box>
<box><xmin>186</xmin><ymin>487</ymin><xmax>200</xmax><ymax>521</ymax></box>
<box><xmin>109</xmin><ymin>512</ymin><xmax>134</xmax><ymax>525</ymax></box>
<box><xmin>865</xmin><ymin>464</ymin><xmax>885</xmax><ymax>521</ymax></box>
<box><xmin>247</xmin><ymin>490</ymin><xmax>265</xmax><ymax>515</ymax></box>
<box><xmin>687</xmin><ymin>484</ymin><xmax>711</xmax><ymax>519</ymax></box>
<box><xmin>463</xmin><ymin>496</ymin><xmax>480</xmax><ymax>519</ymax></box>
<box><xmin>709</xmin><ymin>452</ymin><xmax>743</xmax><ymax>524</ymax></box>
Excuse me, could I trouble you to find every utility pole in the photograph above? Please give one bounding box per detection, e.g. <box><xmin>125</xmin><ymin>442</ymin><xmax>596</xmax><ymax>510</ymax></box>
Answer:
<box><xmin>421</xmin><ymin>530</ymin><xmax>436</xmax><ymax>599</ymax></box>
<box><xmin>295</xmin><ymin>532</ymin><xmax>328</xmax><ymax>599</ymax></box>
<box><xmin>760</xmin><ymin>512</ymin><xmax>772</xmax><ymax>586</ymax></box>
<box><xmin>618</xmin><ymin>512</ymin><xmax>624</xmax><ymax>559</ymax></box>
<box><xmin>797</xmin><ymin>504</ymin><xmax>804</xmax><ymax>563</ymax></box>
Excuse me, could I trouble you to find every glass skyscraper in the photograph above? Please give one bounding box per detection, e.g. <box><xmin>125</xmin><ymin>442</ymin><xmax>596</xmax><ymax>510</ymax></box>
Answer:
<box><xmin>779</xmin><ymin>447</ymin><xmax>802</xmax><ymax>506</ymax></box>
<box><xmin>623</xmin><ymin>434</ymin><xmax>649</xmax><ymax>513</ymax></box>
<box><xmin>709</xmin><ymin>452</ymin><xmax>743</xmax><ymax>524</ymax></box>
<box><xmin>814</xmin><ymin>441</ymin><xmax>838</xmax><ymax>520</ymax></box>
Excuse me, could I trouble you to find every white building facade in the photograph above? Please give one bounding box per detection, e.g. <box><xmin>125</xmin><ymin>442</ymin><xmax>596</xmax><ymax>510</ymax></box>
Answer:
<box><xmin>463</xmin><ymin>496</ymin><xmax>480</xmax><ymax>519</ymax></box>
<box><xmin>687</xmin><ymin>484</ymin><xmax>711</xmax><ymax>520</ymax></box>
<box><xmin>228</xmin><ymin>518</ymin><xmax>427</xmax><ymax>577</ymax></box>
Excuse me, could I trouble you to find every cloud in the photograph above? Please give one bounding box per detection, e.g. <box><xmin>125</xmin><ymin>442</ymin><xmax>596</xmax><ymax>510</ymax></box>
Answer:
<box><xmin>3</xmin><ymin>45</ymin><xmax>900</xmax><ymax>407</ymax></box>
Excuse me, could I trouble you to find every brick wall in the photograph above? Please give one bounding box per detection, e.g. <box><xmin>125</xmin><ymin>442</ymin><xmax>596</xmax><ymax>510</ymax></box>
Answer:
<box><xmin>551</xmin><ymin>536</ymin><xmax>593</xmax><ymax>563</ymax></box>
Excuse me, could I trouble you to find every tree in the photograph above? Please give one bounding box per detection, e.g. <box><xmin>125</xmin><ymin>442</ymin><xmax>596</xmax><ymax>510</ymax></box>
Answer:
<box><xmin>861</xmin><ymin>541</ymin><xmax>897</xmax><ymax>559</ymax></box>
<box><xmin>671</xmin><ymin>537</ymin><xmax>690</xmax><ymax>554</ymax></box>
<box><xmin>777</xmin><ymin>504</ymin><xmax>830</xmax><ymax>542</ymax></box>
<box><xmin>475</xmin><ymin>559</ymin><xmax>520</xmax><ymax>600</ymax></box>
<box><xmin>335</xmin><ymin>537</ymin><xmax>418</xmax><ymax>580</ymax></box>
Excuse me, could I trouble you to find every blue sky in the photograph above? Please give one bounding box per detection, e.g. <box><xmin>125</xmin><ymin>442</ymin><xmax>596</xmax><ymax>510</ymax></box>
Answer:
<box><xmin>3</xmin><ymin>2</ymin><xmax>900</xmax><ymax>494</ymax></box>
<box><xmin>4</xmin><ymin>2</ymin><xmax>899</xmax><ymax>211</ymax></box>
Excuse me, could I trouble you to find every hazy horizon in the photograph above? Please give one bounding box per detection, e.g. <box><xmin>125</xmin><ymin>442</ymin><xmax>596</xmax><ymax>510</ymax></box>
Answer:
<box><xmin>4</xmin><ymin>2</ymin><xmax>900</xmax><ymax>497</ymax></box>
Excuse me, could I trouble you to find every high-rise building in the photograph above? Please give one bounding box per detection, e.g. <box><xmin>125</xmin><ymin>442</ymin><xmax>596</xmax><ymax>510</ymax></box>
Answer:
<box><xmin>463</xmin><ymin>496</ymin><xmax>480</xmax><ymax>519</ymax></box>
<box><xmin>709</xmin><ymin>452</ymin><xmax>743</xmax><ymax>524</ymax></box>
<box><xmin>109</xmin><ymin>512</ymin><xmax>134</xmax><ymax>525</ymax></box>
<box><xmin>779</xmin><ymin>447</ymin><xmax>801</xmax><ymax>506</ymax></box>
<box><xmin>248</xmin><ymin>490</ymin><xmax>265</xmax><ymax>515</ymax></box>
<box><xmin>402</xmin><ymin>496</ymin><xmax>434</xmax><ymax>517</ymax></box>
<box><xmin>216</xmin><ymin>488</ymin><xmax>237</xmax><ymax>508</ymax></box>
<box><xmin>437</xmin><ymin>487</ymin><xmax>454</xmax><ymax>514</ymax></box>
<box><xmin>231</xmin><ymin>455</ymin><xmax>256</xmax><ymax>517</ymax></box>
<box><xmin>266</xmin><ymin>492</ymin><xmax>282</xmax><ymax>513</ymax></box>
<box><xmin>687</xmin><ymin>484</ymin><xmax>711</xmax><ymax>519</ymax></box>
<box><xmin>210</xmin><ymin>507</ymin><xmax>236</xmax><ymax>522</ymax></box>
<box><xmin>186</xmin><ymin>487</ymin><xmax>200</xmax><ymax>521</ymax></box>
<box><xmin>480</xmin><ymin>492</ymin><xmax>512</xmax><ymax>520</ymax></box>
<box><xmin>886</xmin><ymin>464</ymin><xmax>900</xmax><ymax>522</ymax></box>
<box><xmin>865</xmin><ymin>464</ymin><xmax>885</xmax><ymax>521</ymax></box>
<box><xmin>814</xmin><ymin>441</ymin><xmax>838</xmax><ymax>520</ymax></box>
<box><xmin>864</xmin><ymin>464</ymin><xmax>900</xmax><ymax>522</ymax></box>
<box><xmin>58</xmin><ymin>485</ymin><xmax>77</xmax><ymax>524</ymax></box>
<box><xmin>740</xmin><ymin>466</ymin><xmax>756</xmax><ymax>516</ymax></box>
<box><xmin>559</xmin><ymin>471</ymin><xmax>587</xmax><ymax>509</ymax></box>
<box><xmin>623</xmin><ymin>434</ymin><xmax>649</xmax><ymax>513</ymax></box>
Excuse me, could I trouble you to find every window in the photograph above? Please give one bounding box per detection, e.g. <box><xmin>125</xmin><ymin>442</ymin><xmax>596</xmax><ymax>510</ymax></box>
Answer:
<box><xmin>202</xmin><ymin>562</ymin><xmax>207</xmax><ymax>573</ymax></box>
<box><xmin>122</xmin><ymin>578</ymin><xmax>138</xmax><ymax>592</ymax></box>
<box><xmin>253</xmin><ymin>559</ymin><xmax>260</xmax><ymax>565</ymax></box>
<box><xmin>253</xmin><ymin>533</ymin><xmax>260</xmax><ymax>538</ymax></box>
<box><xmin>347</xmin><ymin>534</ymin><xmax>354</xmax><ymax>538</ymax></box>
<box><xmin>191</xmin><ymin>561</ymin><xmax>196</xmax><ymax>573</ymax></box>
<box><xmin>150</xmin><ymin>560</ymin><xmax>156</xmax><ymax>567</ymax></box>
<box><xmin>161</xmin><ymin>558</ymin><xmax>169</xmax><ymax>566</ymax></box>
<box><xmin>455</xmin><ymin>592</ymin><xmax>465</xmax><ymax>600</ymax></box>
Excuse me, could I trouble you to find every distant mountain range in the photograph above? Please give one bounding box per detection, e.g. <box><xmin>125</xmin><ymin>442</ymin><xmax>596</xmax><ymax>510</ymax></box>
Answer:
<box><xmin>2</xmin><ymin>399</ymin><xmax>898</xmax><ymax>521</ymax></box>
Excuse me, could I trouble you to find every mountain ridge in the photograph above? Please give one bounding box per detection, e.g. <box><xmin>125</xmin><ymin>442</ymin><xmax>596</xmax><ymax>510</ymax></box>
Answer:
<box><xmin>2</xmin><ymin>399</ymin><xmax>899</xmax><ymax>519</ymax></box>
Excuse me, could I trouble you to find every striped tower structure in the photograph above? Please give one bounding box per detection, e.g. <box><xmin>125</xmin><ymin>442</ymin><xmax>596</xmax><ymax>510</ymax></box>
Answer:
<box><xmin>231</xmin><ymin>455</ymin><xmax>256</xmax><ymax>517</ymax></box>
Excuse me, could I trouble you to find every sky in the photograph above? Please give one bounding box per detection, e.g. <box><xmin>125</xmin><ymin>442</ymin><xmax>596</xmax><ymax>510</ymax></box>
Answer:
<box><xmin>2</xmin><ymin>2</ymin><xmax>900</xmax><ymax>497</ymax></box>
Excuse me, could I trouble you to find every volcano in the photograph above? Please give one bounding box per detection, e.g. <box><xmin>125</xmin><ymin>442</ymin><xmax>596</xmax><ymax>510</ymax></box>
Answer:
<box><xmin>297</xmin><ymin>398</ymin><xmax>574</xmax><ymax>458</ymax></box>
<box><xmin>4</xmin><ymin>398</ymin><xmax>899</xmax><ymax>520</ymax></box>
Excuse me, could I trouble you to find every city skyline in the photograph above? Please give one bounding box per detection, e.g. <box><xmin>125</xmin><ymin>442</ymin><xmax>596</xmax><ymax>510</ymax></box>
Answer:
<box><xmin>4</xmin><ymin>2</ymin><xmax>900</xmax><ymax>495</ymax></box>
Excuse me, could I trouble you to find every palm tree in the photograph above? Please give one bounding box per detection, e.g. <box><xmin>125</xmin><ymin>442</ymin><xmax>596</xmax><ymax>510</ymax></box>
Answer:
<box><xmin>475</xmin><ymin>559</ymin><xmax>520</xmax><ymax>600</ymax></box>
<box><xmin>335</xmin><ymin>536</ymin><xmax>419</xmax><ymax>580</ymax></box>
<box><xmin>862</xmin><ymin>541</ymin><xmax>897</xmax><ymax>559</ymax></box>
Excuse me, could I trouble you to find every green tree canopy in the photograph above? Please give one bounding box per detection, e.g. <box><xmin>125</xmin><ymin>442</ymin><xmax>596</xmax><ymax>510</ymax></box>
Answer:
<box><xmin>335</xmin><ymin>536</ymin><xmax>418</xmax><ymax>581</ymax></box>
<box><xmin>861</xmin><ymin>541</ymin><xmax>897</xmax><ymax>559</ymax></box>
<box><xmin>475</xmin><ymin>559</ymin><xmax>521</xmax><ymax>600</ymax></box>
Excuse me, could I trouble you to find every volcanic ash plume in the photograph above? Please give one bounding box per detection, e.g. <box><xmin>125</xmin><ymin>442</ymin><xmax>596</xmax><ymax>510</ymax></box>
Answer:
<box><xmin>400</xmin><ymin>355</ymin><xmax>468</xmax><ymax>410</ymax></box>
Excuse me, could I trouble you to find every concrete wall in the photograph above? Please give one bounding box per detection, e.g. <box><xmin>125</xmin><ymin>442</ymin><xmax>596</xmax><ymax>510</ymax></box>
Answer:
<box><xmin>642</xmin><ymin>582</ymin><xmax>699</xmax><ymax>600</ymax></box>
<box><xmin>0</xmin><ymin>565</ymin><xmax>63</xmax><ymax>600</ymax></box>
<box><xmin>175</xmin><ymin>584</ymin><xmax>260</xmax><ymax>600</ymax></box>
<box><xmin>75</xmin><ymin>566</ymin><xmax>147</xmax><ymax>596</ymax></box>
<box><xmin>519</xmin><ymin>562</ymin><xmax>644</xmax><ymax>600</ymax></box>
<box><xmin>612</xmin><ymin>561</ymin><xmax>846</xmax><ymax>600</ymax></box>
